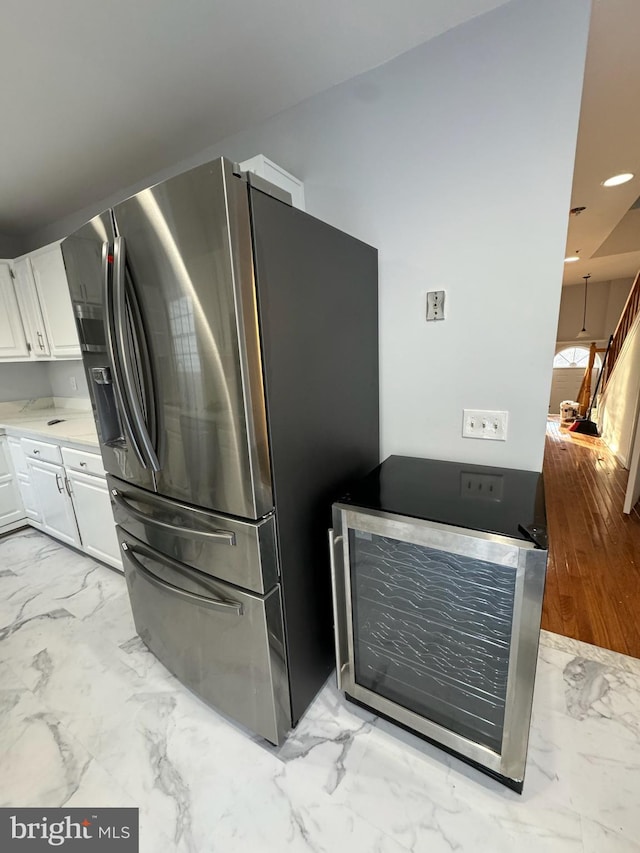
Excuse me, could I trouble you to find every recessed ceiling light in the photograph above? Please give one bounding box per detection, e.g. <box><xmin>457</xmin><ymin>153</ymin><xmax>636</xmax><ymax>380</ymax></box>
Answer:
<box><xmin>564</xmin><ymin>256</ymin><xmax>580</xmax><ymax>263</ymax></box>
<box><xmin>602</xmin><ymin>173</ymin><xmax>634</xmax><ymax>187</ymax></box>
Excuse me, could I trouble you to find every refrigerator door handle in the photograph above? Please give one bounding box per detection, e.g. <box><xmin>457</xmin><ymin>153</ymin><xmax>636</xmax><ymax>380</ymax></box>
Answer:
<box><xmin>113</xmin><ymin>235</ymin><xmax>161</xmax><ymax>473</ymax></box>
<box><xmin>102</xmin><ymin>241</ymin><xmax>147</xmax><ymax>467</ymax></box>
<box><xmin>121</xmin><ymin>541</ymin><xmax>244</xmax><ymax>615</ymax></box>
<box><xmin>111</xmin><ymin>489</ymin><xmax>236</xmax><ymax>545</ymax></box>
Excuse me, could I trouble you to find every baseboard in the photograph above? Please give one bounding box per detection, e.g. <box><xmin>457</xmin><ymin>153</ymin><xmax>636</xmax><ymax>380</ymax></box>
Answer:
<box><xmin>0</xmin><ymin>518</ymin><xmax>29</xmax><ymax>538</ymax></box>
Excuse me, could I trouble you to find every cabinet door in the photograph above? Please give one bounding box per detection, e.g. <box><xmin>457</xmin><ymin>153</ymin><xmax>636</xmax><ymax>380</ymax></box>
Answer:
<box><xmin>27</xmin><ymin>458</ymin><xmax>79</xmax><ymax>546</ymax></box>
<box><xmin>0</xmin><ymin>437</ymin><xmax>25</xmax><ymax>528</ymax></box>
<box><xmin>0</xmin><ymin>262</ymin><xmax>30</xmax><ymax>360</ymax></box>
<box><xmin>29</xmin><ymin>244</ymin><xmax>81</xmax><ymax>359</ymax></box>
<box><xmin>12</xmin><ymin>256</ymin><xmax>51</xmax><ymax>358</ymax></box>
<box><xmin>8</xmin><ymin>437</ymin><xmax>42</xmax><ymax>523</ymax></box>
<box><xmin>7</xmin><ymin>436</ymin><xmax>28</xmax><ymax>475</ymax></box>
<box><xmin>67</xmin><ymin>470</ymin><xmax>122</xmax><ymax>570</ymax></box>
<box><xmin>17</xmin><ymin>472</ymin><xmax>41</xmax><ymax>523</ymax></box>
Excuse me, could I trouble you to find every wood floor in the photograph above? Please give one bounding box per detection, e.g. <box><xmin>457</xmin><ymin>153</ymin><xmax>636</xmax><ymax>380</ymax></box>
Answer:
<box><xmin>541</xmin><ymin>417</ymin><xmax>640</xmax><ymax>658</ymax></box>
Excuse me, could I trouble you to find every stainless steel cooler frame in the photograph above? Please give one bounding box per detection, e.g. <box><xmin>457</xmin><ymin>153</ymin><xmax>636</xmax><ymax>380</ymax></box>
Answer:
<box><xmin>329</xmin><ymin>504</ymin><xmax>548</xmax><ymax>789</ymax></box>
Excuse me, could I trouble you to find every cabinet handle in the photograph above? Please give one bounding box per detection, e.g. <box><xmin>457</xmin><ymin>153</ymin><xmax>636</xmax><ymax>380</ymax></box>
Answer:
<box><xmin>65</xmin><ymin>477</ymin><xmax>73</xmax><ymax>498</ymax></box>
<box><xmin>55</xmin><ymin>473</ymin><xmax>64</xmax><ymax>494</ymax></box>
<box><xmin>79</xmin><ymin>461</ymin><xmax>87</xmax><ymax>467</ymax></box>
<box><xmin>37</xmin><ymin>332</ymin><xmax>45</xmax><ymax>351</ymax></box>
<box><xmin>33</xmin><ymin>449</ymin><xmax>40</xmax><ymax>455</ymax></box>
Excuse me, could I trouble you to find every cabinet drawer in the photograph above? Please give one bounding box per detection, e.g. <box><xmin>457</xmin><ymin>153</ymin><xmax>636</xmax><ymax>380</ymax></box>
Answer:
<box><xmin>119</xmin><ymin>529</ymin><xmax>290</xmax><ymax>745</ymax></box>
<box><xmin>21</xmin><ymin>437</ymin><xmax>62</xmax><ymax>465</ymax></box>
<box><xmin>62</xmin><ymin>446</ymin><xmax>105</xmax><ymax>476</ymax></box>
<box><xmin>108</xmin><ymin>475</ymin><xmax>278</xmax><ymax>594</ymax></box>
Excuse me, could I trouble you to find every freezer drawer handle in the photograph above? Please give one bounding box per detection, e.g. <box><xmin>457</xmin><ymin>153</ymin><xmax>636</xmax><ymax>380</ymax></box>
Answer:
<box><xmin>121</xmin><ymin>542</ymin><xmax>243</xmax><ymax>615</ymax></box>
<box><xmin>111</xmin><ymin>490</ymin><xmax>236</xmax><ymax>545</ymax></box>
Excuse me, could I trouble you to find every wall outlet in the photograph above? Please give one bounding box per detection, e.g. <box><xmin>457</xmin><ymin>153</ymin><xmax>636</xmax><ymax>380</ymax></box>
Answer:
<box><xmin>70</xmin><ymin>376</ymin><xmax>78</xmax><ymax>391</ymax></box>
<box><xmin>460</xmin><ymin>471</ymin><xmax>504</xmax><ymax>501</ymax></box>
<box><xmin>426</xmin><ymin>290</ymin><xmax>445</xmax><ymax>321</ymax></box>
<box><xmin>462</xmin><ymin>409</ymin><xmax>508</xmax><ymax>441</ymax></box>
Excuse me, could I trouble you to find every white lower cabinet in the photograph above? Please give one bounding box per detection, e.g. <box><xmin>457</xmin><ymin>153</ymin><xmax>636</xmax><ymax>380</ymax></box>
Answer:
<box><xmin>16</xmin><ymin>472</ymin><xmax>41</xmax><ymax>523</ymax></box>
<box><xmin>6</xmin><ymin>432</ymin><xmax>122</xmax><ymax>571</ymax></box>
<box><xmin>0</xmin><ymin>436</ymin><xmax>26</xmax><ymax>533</ymax></box>
<box><xmin>7</xmin><ymin>437</ymin><xmax>41</xmax><ymax>523</ymax></box>
<box><xmin>27</xmin><ymin>457</ymin><xmax>80</xmax><ymax>547</ymax></box>
<box><xmin>67</xmin><ymin>468</ymin><xmax>121</xmax><ymax>570</ymax></box>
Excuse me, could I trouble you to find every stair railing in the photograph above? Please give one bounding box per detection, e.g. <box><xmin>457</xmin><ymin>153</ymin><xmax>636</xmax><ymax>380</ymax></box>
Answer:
<box><xmin>603</xmin><ymin>269</ymin><xmax>640</xmax><ymax>388</ymax></box>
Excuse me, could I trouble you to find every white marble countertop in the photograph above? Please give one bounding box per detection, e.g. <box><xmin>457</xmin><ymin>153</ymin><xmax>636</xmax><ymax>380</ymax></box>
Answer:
<box><xmin>0</xmin><ymin>397</ymin><xmax>99</xmax><ymax>450</ymax></box>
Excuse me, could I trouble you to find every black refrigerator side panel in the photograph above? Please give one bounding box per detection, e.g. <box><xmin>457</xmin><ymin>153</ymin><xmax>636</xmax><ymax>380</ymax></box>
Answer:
<box><xmin>250</xmin><ymin>188</ymin><xmax>379</xmax><ymax>722</ymax></box>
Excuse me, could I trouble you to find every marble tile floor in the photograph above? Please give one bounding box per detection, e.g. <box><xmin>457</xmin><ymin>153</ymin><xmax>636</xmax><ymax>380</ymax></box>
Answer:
<box><xmin>1</xmin><ymin>528</ymin><xmax>639</xmax><ymax>853</ymax></box>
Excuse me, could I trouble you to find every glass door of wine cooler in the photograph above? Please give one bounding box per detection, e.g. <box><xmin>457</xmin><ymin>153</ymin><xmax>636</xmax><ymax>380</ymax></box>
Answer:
<box><xmin>329</xmin><ymin>506</ymin><xmax>547</xmax><ymax>790</ymax></box>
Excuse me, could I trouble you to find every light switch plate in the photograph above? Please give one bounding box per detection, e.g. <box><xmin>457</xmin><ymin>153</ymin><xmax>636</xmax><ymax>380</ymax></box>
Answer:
<box><xmin>462</xmin><ymin>409</ymin><xmax>508</xmax><ymax>441</ymax></box>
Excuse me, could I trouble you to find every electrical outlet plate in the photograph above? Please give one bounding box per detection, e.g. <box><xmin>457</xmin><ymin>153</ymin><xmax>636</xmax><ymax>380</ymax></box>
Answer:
<box><xmin>460</xmin><ymin>471</ymin><xmax>504</xmax><ymax>501</ymax></box>
<box><xmin>462</xmin><ymin>409</ymin><xmax>508</xmax><ymax>441</ymax></box>
<box><xmin>426</xmin><ymin>290</ymin><xmax>445</xmax><ymax>321</ymax></box>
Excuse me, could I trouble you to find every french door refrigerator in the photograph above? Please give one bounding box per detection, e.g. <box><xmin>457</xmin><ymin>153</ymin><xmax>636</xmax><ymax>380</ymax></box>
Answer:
<box><xmin>61</xmin><ymin>157</ymin><xmax>379</xmax><ymax>744</ymax></box>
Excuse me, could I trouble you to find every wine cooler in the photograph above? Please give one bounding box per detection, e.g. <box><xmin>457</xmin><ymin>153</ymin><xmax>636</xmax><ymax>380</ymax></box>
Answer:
<box><xmin>329</xmin><ymin>455</ymin><xmax>548</xmax><ymax>791</ymax></box>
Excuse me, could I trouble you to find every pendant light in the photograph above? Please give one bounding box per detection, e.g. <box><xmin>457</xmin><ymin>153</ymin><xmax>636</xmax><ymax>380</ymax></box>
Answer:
<box><xmin>576</xmin><ymin>274</ymin><xmax>591</xmax><ymax>339</ymax></box>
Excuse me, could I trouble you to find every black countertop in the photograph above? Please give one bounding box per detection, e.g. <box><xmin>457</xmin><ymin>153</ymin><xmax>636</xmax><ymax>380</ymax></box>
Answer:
<box><xmin>337</xmin><ymin>455</ymin><xmax>547</xmax><ymax>549</ymax></box>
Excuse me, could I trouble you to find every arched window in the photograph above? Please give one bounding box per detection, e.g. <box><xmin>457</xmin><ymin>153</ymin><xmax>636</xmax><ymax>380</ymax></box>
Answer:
<box><xmin>553</xmin><ymin>346</ymin><xmax>602</xmax><ymax>369</ymax></box>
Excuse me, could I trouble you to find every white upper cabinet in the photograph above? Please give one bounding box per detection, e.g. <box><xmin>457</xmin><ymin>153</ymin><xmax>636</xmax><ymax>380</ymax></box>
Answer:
<box><xmin>28</xmin><ymin>243</ymin><xmax>81</xmax><ymax>359</ymax></box>
<box><xmin>0</xmin><ymin>262</ymin><xmax>30</xmax><ymax>360</ymax></box>
<box><xmin>12</xmin><ymin>256</ymin><xmax>51</xmax><ymax>358</ymax></box>
<box><xmin>239</xmin><ymin>155</ymin><xmax>306</xmax><ymax>209</ymax></box>
<box><xmin>0</xmin><ymin>242</ymin><xmax>80</xmax><ymax>362</ymax></box>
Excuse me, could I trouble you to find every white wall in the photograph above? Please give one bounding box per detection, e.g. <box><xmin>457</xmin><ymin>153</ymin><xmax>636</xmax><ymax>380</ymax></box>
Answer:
<box><xmin>600</xmin><ymin>313</ymin><xmax>640</xmax><ymax>467</ymax></box>
<box><xmin>606</xmin><ymin>278</ymin><xmax>636</xmax><ymax>336</ymax></box>
<box><xmin>623</xmin><ymin>415</ymin><xmax>640</xmax><ymax>513</ymax></box>
<box><xmin>0</xmin><ymin>362</ymin><xmax>52</xmax><ymax>403</ymax></box>
<box><xmin>26</xmin><ymin>0</ymin><xmax>591</xmax><ymax>472</ymax></box>
<box><xmin>46</xmin><ymin>360</ymin><xmax>89</xmax><ymax>399</ymax></box>
<box><xmin>0</xmin><ymin>361</ymin><xmax>89</xmax><ymax>404</ymax></box>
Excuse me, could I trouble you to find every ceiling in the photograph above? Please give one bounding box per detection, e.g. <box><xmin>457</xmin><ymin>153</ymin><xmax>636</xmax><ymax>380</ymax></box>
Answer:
<box><xmin>563</xmin><ymin>0</ymin><xmax>640</xmax><ymax>287</ymax></box>
<box><xmin>0</xmin><ymin>0</ymin><xmax>506</xmax><ymax>238</ymax></box>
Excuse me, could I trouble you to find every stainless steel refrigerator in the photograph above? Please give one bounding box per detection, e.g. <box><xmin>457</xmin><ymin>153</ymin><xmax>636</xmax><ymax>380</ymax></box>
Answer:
<box><xmin>61</xmin><ymin>157</ymin><xmax>379</xmax><ymax>744</ymax></box>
